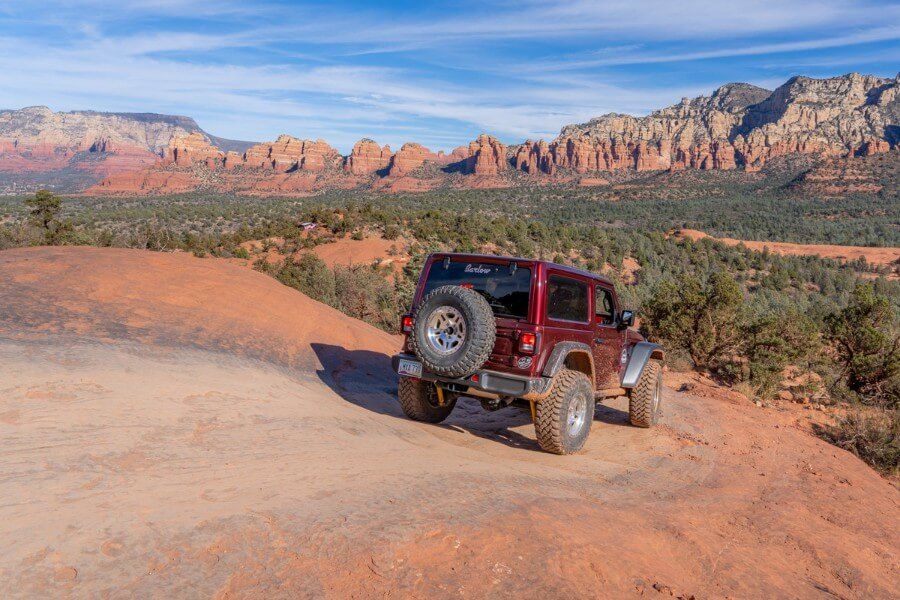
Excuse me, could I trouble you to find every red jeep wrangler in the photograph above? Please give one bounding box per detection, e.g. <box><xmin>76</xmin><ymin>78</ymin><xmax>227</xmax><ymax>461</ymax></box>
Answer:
<box><xmin>392</xmin><ymin>253</ymin><xmax>665</xmax><ymax>454</ymax></box>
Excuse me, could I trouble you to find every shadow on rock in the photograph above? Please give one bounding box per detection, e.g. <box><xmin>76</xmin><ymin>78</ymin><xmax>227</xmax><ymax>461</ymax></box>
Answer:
<box><xmin>310</xmin><ymin>343</ymin><xmax>633</xmax><ymax>452</ymax></box>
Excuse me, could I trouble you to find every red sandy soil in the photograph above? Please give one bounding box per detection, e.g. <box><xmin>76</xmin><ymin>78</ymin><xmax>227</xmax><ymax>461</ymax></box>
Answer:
<box><xmin>0</xmin><ymin>246</ymin><xmax>898</xmax><ymax>599</ymax></box>
<box><xmin>672</xmin><ymin>229</ymin><xmax>900</xmax><ymax>268</ymax></box>
<box><xmin>234</xmin><ymin>233</ymin><xmax>410</xmax><ymax>278</ymax></box>
<box><xmin>311</xmin><ymin>236</ymin><xmax>409</xmax><ymax>270</ymax></box>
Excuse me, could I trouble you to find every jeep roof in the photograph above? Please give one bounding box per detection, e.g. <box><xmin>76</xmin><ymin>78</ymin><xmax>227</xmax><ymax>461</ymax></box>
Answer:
<box><xmin>423</xmin><ymin>252</ymin><xmax>615</xmax><ymax>286</ymax></box>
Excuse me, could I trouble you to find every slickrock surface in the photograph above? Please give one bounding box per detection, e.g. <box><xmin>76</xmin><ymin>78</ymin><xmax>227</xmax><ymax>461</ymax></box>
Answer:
<box><xmin>0</xmin><ymin>246</ymin><xmax>897</xmax><ymax>598</ymax></box>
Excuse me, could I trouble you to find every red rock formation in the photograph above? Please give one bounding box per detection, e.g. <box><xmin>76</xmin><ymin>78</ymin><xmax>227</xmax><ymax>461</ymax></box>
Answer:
<box><xmin>12</xmin><ymin>73</ymin><xmax>898</xmax><ymax>195</ymax></box>
<box><xmin>88</xmin><ymin>137</ymin><xmax>116</xmax><ymax>153</ymax></box>
<box><xmin>857</xmin><ymin>139</ymin><xmax>891</xmax><ymax>156</ymax></box>
<box><xmin>86</xmin><ymin>170</ymin><xmax>201</xmax><ymax>195</ymax></box>
<box><xmin>345</xmin><ymin>139</ymin><xmax>392</xmax><ymax>175</ymax></box>
<box><xmin>387</xmin><ymin>143</ymin><xmax>437</xmax><ymax>177</ymax></box>
<box><xmin>447</xmin><ymin>146</ymin><xmax>469</xmax><ymax>163</ymax></box>
<box><xmin>241</xmin><ymin>135</ymin><xmax>340</xmax><ymax>172</ymax></box>
<box><xmin>373</xmin><ymin>175</ymin><xmax>442</xmax><ymax>193</ymax></box>
<box><xmin>465</xmin><ymin>134</ymin><xmax>507</xmax><ymax>175</ymax></box>
<box><xmin>516</xmin><ymin>137</ymin><xmax>677</xmax><ymax>174</ymax></box>
<box><xmin>252</xmin><ymin>172</ymin><xmax>319</xmax><ymax>193</ymax></box>
<box><xmin>223</xmin><ymin>151</ymin><xmax>242</xmax><ymax>170</ymax></box>
<box><xmin>791</xmin><ymin>153</ymin><xmax>888</xmax><ymax>196</ymax></box>
<box><xmin>515</xmin><ymin>131</ymin><xmax>819</xmax><ymax>175</ymax></box>
<box><xmin>163</xmin><ymin>133</ymin><xmax>224</xmax><ymax>167</ymax></box>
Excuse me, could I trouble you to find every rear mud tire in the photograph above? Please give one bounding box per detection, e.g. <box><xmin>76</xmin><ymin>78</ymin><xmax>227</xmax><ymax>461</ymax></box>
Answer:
<box><xmin>629</xmin><ymin>359</ymin><xmax>662</xmax><ymax>428</ymax></box>
<box><xmin>535</xmin><ymin>369</ymin><xmax>593</xmax><ymax>455</ymax></box>
<box><xmin>410</xmin><ymin>285</ymin><xmax>496</xmax><ymax>378</ymax></box>
<box><xmin>398</xmin><ymin>377</ymin><xmax>457</xmax><ymax>424</ymax></box>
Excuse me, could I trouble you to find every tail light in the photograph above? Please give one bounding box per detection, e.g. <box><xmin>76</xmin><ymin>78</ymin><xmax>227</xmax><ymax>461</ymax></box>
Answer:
<box><xmin>519</xmin><ymin>332</ymin><xmax>537</xmax><ymax>354</ymax></box>
<box><xmin>401</xmin><ymin>315</ymin><xmax>413</xmax><ymax>333</ymax></box>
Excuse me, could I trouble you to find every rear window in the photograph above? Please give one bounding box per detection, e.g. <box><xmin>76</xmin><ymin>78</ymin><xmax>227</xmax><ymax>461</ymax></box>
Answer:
<box><xmin>423</xmin><ymin>260</ymin><xmax>531</xmax><ymax>319</ymax></box>
<box><xmin>547</xmin><ymin>274</ymin><xmax>589</xmax><ymax>322</ymax></box>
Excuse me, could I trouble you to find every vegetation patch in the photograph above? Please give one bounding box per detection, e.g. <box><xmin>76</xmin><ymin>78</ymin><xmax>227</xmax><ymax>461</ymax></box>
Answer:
<box><xmin>2</xmin><ymin>189</ymin><xmax>897</xmax><ymax>477</ymax></box>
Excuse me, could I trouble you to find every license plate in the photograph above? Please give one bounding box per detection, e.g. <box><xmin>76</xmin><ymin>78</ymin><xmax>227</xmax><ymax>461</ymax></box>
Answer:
<box><xmin>397</xmin><ymin>358</ymin><xmax>423</xmax><ymax>378</ymax></box>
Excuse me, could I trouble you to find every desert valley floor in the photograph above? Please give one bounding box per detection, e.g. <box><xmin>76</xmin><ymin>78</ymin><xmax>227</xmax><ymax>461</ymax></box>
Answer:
<box><xmin>0</xmin><ymin>247</ymin><xmax>898</xmax><ymax>598</ymax></box>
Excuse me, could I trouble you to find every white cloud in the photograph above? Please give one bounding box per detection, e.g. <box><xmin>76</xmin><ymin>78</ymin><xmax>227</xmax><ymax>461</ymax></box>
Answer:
<box><xmin>252</xmin><ymin>0</ymin><xmax>898</xmax><ymax>48</ymax></box>
<box><xmin>523</xmin><ymin>26</ymin><xmax>900</xmax><ymax>72</ymax></box>
<box><xmin>0</xmin><ymin>0</ymin><xmax>896</xmax><ymax>150</ymax></box>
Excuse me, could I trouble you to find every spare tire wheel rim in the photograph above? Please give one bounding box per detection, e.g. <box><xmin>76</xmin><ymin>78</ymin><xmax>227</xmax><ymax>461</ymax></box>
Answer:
<box><xmin>567</xmin><ymin>393</ymin><xmax>588</xmax><ymax>437</ymax></box>
<box><xmin>425</xmin><ymin>306</ymin><xmax>466</xmax><ymax>355</ymax></box>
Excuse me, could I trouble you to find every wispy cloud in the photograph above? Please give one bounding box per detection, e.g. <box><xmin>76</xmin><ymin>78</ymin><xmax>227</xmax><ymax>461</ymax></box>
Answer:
<box><xmin>0</xmin><ymin>1</ymin><xmax>896</xmax><ymax>150</ymax></box>
<box><xmin>522</xmin><ymin>26</ymin><xmax>900</xmax><ymax>72</ymax></box>
<box><xmin>260</xmin><ymin>1</ymin><xmax>898</xmax><ymax>48</ymax></box>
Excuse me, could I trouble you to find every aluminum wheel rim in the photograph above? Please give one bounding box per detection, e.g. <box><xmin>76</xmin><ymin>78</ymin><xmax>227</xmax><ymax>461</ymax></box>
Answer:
<box><xmin>567</xmin><ymin>393</ymin><xmax>588</xmax><ymax>437</ymax></box>
<box><xmin>425</xmin><ymin>307</ymin><xmax>466</xmax><ymax>355</ymax></box>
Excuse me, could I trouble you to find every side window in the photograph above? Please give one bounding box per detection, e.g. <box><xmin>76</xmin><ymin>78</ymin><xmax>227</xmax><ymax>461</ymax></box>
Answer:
<box><xmin>595</xmin><ymin>285</ymin><xmax>616</xmax><ymax>325</ymax></box>
<box><xmin>547</xmin><ymin>275</ymin><xmax>589</xmax><ymax>322</ymax></box>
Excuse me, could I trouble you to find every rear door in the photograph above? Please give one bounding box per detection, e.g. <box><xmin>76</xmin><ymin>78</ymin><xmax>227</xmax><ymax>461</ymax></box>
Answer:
<box><xmin>592</xmin><ymin>283</ymin><xmax>625</xmax><ymax>389</ymax></box>
<box><xmin>419</xmin><ymin>256</ymin><xmax>534</xmax><ymax>374</ymax></box>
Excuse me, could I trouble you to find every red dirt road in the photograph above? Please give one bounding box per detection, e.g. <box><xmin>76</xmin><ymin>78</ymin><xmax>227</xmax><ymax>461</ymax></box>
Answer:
<box><xmin>0</xmin><ymin>247</ymin><xmax>898</xmax><ymax>598</ymax></box>
<box><xmin>672</xmin><ymin>229</ymin><xmax>900</xmax><ymax>268</ymax></box>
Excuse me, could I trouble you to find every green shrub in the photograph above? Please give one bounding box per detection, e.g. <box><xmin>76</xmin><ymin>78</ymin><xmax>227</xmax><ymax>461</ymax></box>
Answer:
<box><xmin>333</xmin><ymin>265</ymin><xmax>398</xmax><ymax>331</ymax></box>
<box><xmin>825</xmin><ymin>283</ymin><xmax>900</xmax><ymax>406</ymax></box>
<box><xmin>743</xmin><ymin>310</ymin><xmax>822</xmax><ymax>399</ymax></box>
<box><xmin>818</xmin><ymin>408</ymin><xmax>899</xmax><ymax>477</ymax></box>
<box><xmin>269</xmin><ymin>253</ymin><xmax>337</xmax><ymax>308</ymax></box>
<box><xmin>640</xmin><ymin>272</ymin><xmax>744</xmax><ymax>373</ymax></box>
<box><xmin>24</xmin><ymin>189</ymin><xmax>71</xmax><ymax>245</ymax></box>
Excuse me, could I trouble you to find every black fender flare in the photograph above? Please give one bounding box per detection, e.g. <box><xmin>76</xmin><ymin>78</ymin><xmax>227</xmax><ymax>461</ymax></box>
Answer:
<box><xmin>541</xmin><ymin>341</ymin><xmax>595</xmax><ymax>380</ymax></box>
<box><xmin>621</xmin><ymin>342</ymin><xmax>665</xmax><ymax>388</ymax></box>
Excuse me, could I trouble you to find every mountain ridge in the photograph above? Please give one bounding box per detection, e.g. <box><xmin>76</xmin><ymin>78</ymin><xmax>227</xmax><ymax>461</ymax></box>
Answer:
<box><xmin>0</xmin><ymin>72</ymin><xmax>896</xmax><ymax>195</ymax></box>
<box><xmin>0</xmin><ymin>106</ymin><xmax>255</xmax><ymax>153</ymax></box>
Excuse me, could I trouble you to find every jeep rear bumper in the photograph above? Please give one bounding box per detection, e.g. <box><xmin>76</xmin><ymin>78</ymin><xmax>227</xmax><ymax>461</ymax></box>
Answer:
<box><xmin>391</xmin><ymin>353</ymin><xmax>552</xmax><ymax>400</ymax></box>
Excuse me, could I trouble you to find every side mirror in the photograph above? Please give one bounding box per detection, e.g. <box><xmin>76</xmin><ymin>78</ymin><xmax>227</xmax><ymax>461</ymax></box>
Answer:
<box><xmin>619</xmin><ymin>310</ymin><xmax>635</xmax><ymax>327</ymax></box>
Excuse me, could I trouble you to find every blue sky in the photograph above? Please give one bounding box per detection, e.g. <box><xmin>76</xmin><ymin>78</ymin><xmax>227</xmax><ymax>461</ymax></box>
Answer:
<box><xmin>0</xmin><ymin>1</ymin><xmax>898</xmax><ymax>151</ymax></box>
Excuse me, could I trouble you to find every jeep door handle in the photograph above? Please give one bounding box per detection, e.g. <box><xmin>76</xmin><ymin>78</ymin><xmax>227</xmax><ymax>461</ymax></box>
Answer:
<box><xmin>594</xmin><ymin>338</ymin><xmax>604</xmax><ymax>344</ymax></box>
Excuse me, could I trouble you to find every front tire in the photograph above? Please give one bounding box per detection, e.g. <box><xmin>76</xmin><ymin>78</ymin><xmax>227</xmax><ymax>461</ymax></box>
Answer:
<box><xmin>535</xmin><ymin>369</ymin><xmax>594</xmax><ymax>455</ymax></box>
<box><xmin>398</xmin><ymin>377</ymin><xmax>457</xmax><ymax>423</ymax></box>
<box><xmin>628</xmin><ymin>359</ymin><xmax>662</xmax><ymax>427</ymax></box>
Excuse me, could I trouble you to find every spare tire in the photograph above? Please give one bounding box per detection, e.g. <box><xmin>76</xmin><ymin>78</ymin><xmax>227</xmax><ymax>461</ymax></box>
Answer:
<box><xmin>410</xmin><ymin>285</ymin><xmax>496</xmax><ymax>378</ymax></box>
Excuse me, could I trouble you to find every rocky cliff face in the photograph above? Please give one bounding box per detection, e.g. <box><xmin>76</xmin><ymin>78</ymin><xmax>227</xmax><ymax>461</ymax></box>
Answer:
<box><xmin>465</xmin><ymin>134</ymin><xmax>507</xmax><ymax>175</ymax></box>
<box><xmin>735</xmin><ymin>74</ymin><xmax>898</xmax><ymax>170</ymax></box>
<box><xmin>240</xmin><ymin>135</ymin><xmax>341</xmax><ymax>172</ymax></box>
<box><xmin>0</xmin><ymin>106</ymin><xmax>200</xmax><ymax>154</ymax></box>
<box><xmin>0</xmin><ymin>107</ymin><xmax>253</xmax><ymax>189</ymax></box>
<box><xmin>163</xmin><ymin>132</ymin><xmax>224</xmax><ymax>168</ymax></box>
<box><xmin>345</xmin><ymin>139</ymin><xmax>392</xmax><ymax>175</ymax></box>
<box><xmin>536</xmin><ymin>73</ymin><xmax>897</xmax><ymax>174</ymax></box>
<box><xmin>387</xmin><ymin>143</ymin><xmax>438</xmax><ymax>176</ymax></box>
<box><xmin>162</xmin><ymin>133</ymin><xmax>341</xmax><ymax>173</ymax></box>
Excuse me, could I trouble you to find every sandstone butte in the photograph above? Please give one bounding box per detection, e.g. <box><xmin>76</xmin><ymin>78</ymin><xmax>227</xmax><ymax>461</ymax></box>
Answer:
<box><xmin>345</xmin><ymin>139</ymin><xmax>392</xmax><ymax>175</ymax></box>
<box><xmin>0</xmin><ymin>72</ymin><xmax>896</xmax><ymax>195</ymax></box>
